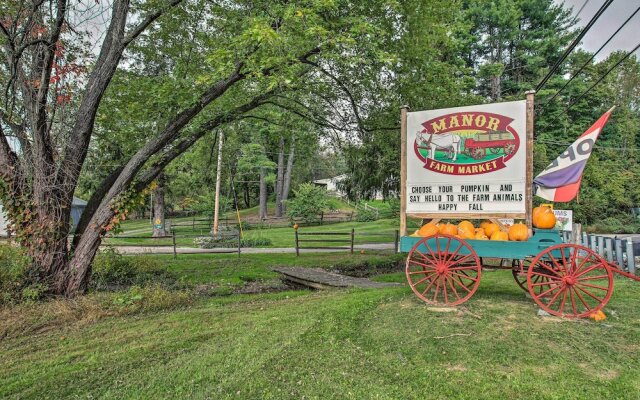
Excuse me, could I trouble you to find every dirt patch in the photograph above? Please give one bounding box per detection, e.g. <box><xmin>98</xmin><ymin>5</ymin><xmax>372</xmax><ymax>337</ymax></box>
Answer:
<box><xmin>233</xmin><ymin>279</ymin><xmax>294</xmax><ymax>295</ymax></box>
<box><xmin>445</xmin><ymin>364</ymin><xmax>468</xmax><ymax>372</ymax></box>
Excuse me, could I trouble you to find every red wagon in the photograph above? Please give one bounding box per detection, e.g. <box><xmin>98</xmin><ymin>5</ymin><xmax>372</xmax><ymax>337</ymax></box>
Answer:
<box><xmin>464</xmin><ymin>130</ymin><xmax>516</xmax><ymax>159</ymax></box>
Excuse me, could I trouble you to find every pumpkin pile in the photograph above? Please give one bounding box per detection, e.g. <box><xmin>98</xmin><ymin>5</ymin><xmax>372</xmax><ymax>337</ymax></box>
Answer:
<box><xmin>412</xmin><ymin>220</ymin><xmax>531</xmax><ymax>242</ymax></box>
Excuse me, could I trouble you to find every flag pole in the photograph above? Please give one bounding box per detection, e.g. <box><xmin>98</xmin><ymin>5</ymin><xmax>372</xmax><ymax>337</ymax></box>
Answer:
<box><xmin>525</xmin><ymin>90</ymin><xmax>535</xmax><ymax>232</ymax></box>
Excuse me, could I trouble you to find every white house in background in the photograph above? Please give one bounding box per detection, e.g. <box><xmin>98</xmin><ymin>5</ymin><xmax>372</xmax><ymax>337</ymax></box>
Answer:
<box><xmin>0</xmin><ymin>197</ymin><xmax>87</xmax><ymax>236</ymax></box>
<box><xmin>312</xmin><ymin>174</ymin><xmax>347</xmax><ymax>197</ymax></box>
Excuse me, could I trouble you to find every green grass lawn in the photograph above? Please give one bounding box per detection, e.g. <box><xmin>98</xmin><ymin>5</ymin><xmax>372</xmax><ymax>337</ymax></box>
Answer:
<box><xmin>103</xmin><ymin>218</ymin><xmax>424</xmax><ymax>248</ymax></box>
<box><xmin>2</xmin><ymin>261</ymin><xmax>640</xmax><ymax>398</ymax></box>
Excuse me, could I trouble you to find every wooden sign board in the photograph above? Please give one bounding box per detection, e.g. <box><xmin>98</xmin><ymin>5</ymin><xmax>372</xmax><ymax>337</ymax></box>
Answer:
<box><xmin>401</xmin><ymin>100</ymin><xmax>531</xmax><ymax>230</ymax></box>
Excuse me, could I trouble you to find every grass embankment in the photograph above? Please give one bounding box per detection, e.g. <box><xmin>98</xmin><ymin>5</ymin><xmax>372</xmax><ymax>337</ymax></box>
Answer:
<box><xmin>2</xmin><ymin>262</ymin><xmax>640</xmax><ymax>398</ymax></box>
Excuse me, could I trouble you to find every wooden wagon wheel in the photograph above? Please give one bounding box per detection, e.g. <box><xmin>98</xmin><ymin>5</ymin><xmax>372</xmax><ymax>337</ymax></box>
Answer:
<box><xmin>527</xmin><ymin>244</ymin><xmax>613</xmax><ymax>318</ymax></box>
<box><xmin>512</xmin><ymin>259</ymin><xmax>552</xmax><ymax>296</ymax></box>
<box><xmin>504</xmin><ymin>143</ymin><xmax>516</xmax><ymax>155</ymax></box>
<box><xmin>471</xmin><ymin>148</ymin><xmax>485</xmax><ymax>160</ymax></box>
<box><xmin>405</xmin><ymin>234</ymin><xmax>482</xmax><ymax>306</ymax></box>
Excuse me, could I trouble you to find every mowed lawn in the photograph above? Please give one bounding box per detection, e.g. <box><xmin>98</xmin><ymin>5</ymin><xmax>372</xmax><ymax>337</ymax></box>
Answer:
<box><xmin>103</xmin><ymin>218</ymin><xmax>418</xmax><ymax>248</ymax></box>
<box><xmin>2</xmin><ymin>265</ymin><xmax>640</xmax><ymax>399</ymax></box>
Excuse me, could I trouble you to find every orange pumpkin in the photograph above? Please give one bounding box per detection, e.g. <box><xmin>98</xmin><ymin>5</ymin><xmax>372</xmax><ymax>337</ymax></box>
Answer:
<box><xmin>490</xmin><ymin>231</ymin><xmax>509</xmax><ymax>241</ymax></box>
<box><xmin>483</xmin><ymin>222</ymin><xmax>500</xmax><ymax>238</ymax></box>
<box><xmin>474</xmin><ymin>231</ymin><xmax>488</xmax><ymax>240</ymax></box>
<box><xmin>533</xmin><ymin>206</ymin><xmax>556</xmax><ymax>229</ymax></box>
<box><xmin>457</xmin><ymin>221</ymin><xmax>475</xmax><ymax>239</ymax></box>
<box><xmin>589</xmin><ymin>310</ymin><xmax>606</xmax><ymax>321</ymax></box>
<box><xmin>458</xmin><ymin>220</ymin><xmax>474</xmax><ymax>233</ymax></box>
<box><xmin>293</xmin><ymin>223</ymin><xmax>299</xmax><ymax>230</ymax></box>
<box><xmin>508</xmin><ymin>222</ymin><xmax>529</xmax><ymax>241</ymax></box>
<box><xmin>439</xmin><ymin>223</ymin><xmax>458</xmax><ymax>236</ymax></box>
<box><xmin>418</xmin><ymin>223</ymin><xmax>439</xmax><ymax>237</ymax></box>
<box><xmin>458</xmin><ymin>229</ymin><xmax>475</xmax><ymax>240</ymax></box>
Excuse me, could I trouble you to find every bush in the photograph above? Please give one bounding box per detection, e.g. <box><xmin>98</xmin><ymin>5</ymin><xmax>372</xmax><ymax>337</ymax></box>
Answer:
<box><xmin>90</xmin><ymin>248</ymin><xmax>174</xmax><ymax>290</ymax></box>
<box><xmin>286</xmin><ymin>183</ymin><xmax>329</xmax><ymax>224</ymax></box>
<box><xmin>0</xmin><ymin>246</ymin><xmax>45</xmax><ymax>305</ymax></box>
<box><xmin>195</xmin><ymin>236</ymin><xmax>272</xmax><ymax>248</ymax></box>
<box><xmin>355</xmin><ymin>208</ymin><xmax>378</xmax><ymax>222</ymax></box>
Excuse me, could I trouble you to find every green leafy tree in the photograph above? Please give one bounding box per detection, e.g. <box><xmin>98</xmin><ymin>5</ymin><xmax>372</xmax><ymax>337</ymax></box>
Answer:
<box><xmin>286</xmin><ymin>183</ymin><xmax>329</xmax><ymax>224</ymax></box>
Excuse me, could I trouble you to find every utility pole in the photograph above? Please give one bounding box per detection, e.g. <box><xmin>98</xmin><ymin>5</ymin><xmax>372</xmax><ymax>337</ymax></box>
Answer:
<box><xmin>212</xmin><ymin>130</ymin><xmax>224</xmax><ymax>238</ymax></box>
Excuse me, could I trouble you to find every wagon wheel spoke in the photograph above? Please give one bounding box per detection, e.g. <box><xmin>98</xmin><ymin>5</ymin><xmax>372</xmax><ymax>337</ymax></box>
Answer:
<box><xmin>444</xmin><ymin>275</ymin><xmax>462</xmax><ymax>301</ymax></box>
<box><xmin>574</xmin><ymin>285</ymin><xmax>604</xmax><ymax>303</ymax></box>
<box><xmin>449</xmin><ymin>271</ymin><xmax>478</xmax><ymax>282</ymax></box>
<box><xmin>558</xmin><ymin>289</ymin><xmax>568</xmax><ymax>316</ymax></box>
<box><xmin>545</xmin><ymin>287</ymin><xmax>564</xmax><ymax>308</ymax></box>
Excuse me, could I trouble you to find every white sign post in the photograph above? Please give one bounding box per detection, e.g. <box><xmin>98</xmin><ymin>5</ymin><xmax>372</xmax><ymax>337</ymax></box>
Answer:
<box><xmin>405</xmin><ymin>101</ymin><xmax>528</xmax><ymax>219</ymax></box>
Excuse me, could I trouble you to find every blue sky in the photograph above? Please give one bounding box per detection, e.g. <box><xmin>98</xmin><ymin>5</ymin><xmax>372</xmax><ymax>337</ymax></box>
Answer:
<box><xmin>560</xmin><ymin>0</ymin><xmax>639</xmax><ymax>60</ymax></box>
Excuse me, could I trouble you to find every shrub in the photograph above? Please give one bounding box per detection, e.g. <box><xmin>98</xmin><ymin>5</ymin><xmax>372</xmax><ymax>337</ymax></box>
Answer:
<box><xmin>286</xmin><ymin>183</ymin><xmax>329</xmax><ymax>224</ymax></box>
<box><xmin>0</xmin><ymin>246</ymin><xmax>44</xmax><ymax>305</ymax></box>
<box><xmin>90</xmin><ymin>248</ymin><xmax>173</xmax><ymax>290</ymax></box>
<box><xmin>195</xmin><ymin>236</ymin><xmax>272</xmax><ymax>248</ymax></box>
<box><xmin>355</xmin><ymin>208</ymin><xmax>378</xmax><ymax>222</ymax></box>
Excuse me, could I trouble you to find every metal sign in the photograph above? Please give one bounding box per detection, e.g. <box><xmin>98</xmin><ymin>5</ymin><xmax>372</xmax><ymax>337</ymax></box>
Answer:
<box><xmin>553</xmin><ymin>209</ymin><xmax>573</xmax><ymax>232</ymax></box>
<box><xmin>406</xmin><ymin>101</ymin><xmax>527</xmax><ymax>217</ymax></box>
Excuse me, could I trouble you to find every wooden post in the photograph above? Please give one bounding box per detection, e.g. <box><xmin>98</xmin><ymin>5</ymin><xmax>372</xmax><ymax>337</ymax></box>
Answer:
<box><xmin>604</xmin><ymin>237</ymin><xmax>614</xmax><ymax>263</ymax></box>
<box><xmin>400</xmin><ymin>105</ymin><xmax>409</xmax><ymax>236</ymax></box>
<box><xmin>320</xmin><ymin>211</ymin><xmax>324</xmax><ymax>225</ymax></box>
<box><xmin>615</xmin><ymin>238</ymin><xmax>624</xmax><ymax>268</ymax></box>
<box><xmin>350</xmin><ymin>228</ymin><xmax>355</xmax><ymax>254</ymax></box>
<box><xmin>573</xmin><ymin>223</ymin><xmax>581</xmax><ymax>244</ymax></box>
<box><xmin>582</xmin><ymin>232</ymin><xmax>588</xmax><ymax>247</ymax></box>
<box><xmin>237</xmin><ymin>231</ymin><xmax>241</xmax><ymax>259</ymax></box>
<box><xmin>394</xmin><ymin>230</ymin><xmax>399</xmax><ymax>253</ymax></box>
<box><xmin>172</xmin><ymin>230</ymin><xmax>177</xmax><ymax>259</ymax></box>
<box><xmin>213</xmin><ymin>130</ymin><xmax>224</xmax><ymax>238</ymax></box>
<box><xmin>590</xmin><ymin>235</ymin><xmax>597</xmax><ymax>252</ymax></box>
<box><xmin>597</xmin><ymin>236</ymin><xmax>604</xmax><ymax>258</ymax></box>
<box><xmin>294</xmin><ymin>227</ymin><xmax>300</xmax><ymax>257</ymax></box>
<box><xmin>525</xmin><ymin>91</ymin><xmax>535</xmax><ymax>232</ymax></box>
<box><xmin>625</xmin><ymin>240</ymin><xmax>635</xmax><ymax>274</ymax></box>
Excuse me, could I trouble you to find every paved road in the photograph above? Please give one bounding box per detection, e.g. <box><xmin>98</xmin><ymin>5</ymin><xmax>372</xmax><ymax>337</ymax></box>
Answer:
<box><xmin>112</xmin><ymin>242</ymin><xmax>395</xmax><ymax>255</ymax></box>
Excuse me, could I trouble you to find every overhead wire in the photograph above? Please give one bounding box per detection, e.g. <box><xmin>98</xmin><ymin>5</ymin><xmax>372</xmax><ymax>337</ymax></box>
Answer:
<box><xmin>535</xmin><ymin>0</ymin><xmax>615</xmax><ymax>92</ymax></box>
<box><xmin>545</xmin><ymin>4</ymin><xmax>640</xmax><ymax>105</ymax></box>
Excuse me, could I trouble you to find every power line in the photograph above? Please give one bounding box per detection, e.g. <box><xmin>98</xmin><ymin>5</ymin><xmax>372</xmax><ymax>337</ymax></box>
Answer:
<box><xmin>565</xmin><ymin>41</ymin><xmax>640</xmax><ymax>109</ymax></box>
<box><xmin>536</xmin><ymin>0</ymin><xmax>615</xmax><ymax>92</ymax></box>
<box><xmin>545</xmin><ymin>4</ymin><xmax>640</xmax><ymax>106</ymax></box>
<box><xmin>574</xmin><ymin>0</ymin><xmax>591</xmax><ymax>19</ymax></box>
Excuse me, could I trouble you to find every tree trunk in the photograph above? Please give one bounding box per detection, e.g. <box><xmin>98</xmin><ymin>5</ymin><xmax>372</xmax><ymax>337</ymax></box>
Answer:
<box><xmin>244</xmin><ymin>183</ymin><xmax>250</xmax><ymax>208</ymax></box>
<box><xmin>281</xmin><ymin>136</ymin><xmax>295</xmax><ymax>213</ymax></box>
<box><xmin>259</xmin><ymin>167</ymin><xmax>267</xmax><ymax>220</ymax></box>
<box><xmin>152</xmin><ymin>174</ymin><xmax>166</xmax><ymax>237</ymax></box>
<box><xmin>275</xmin><ymin>136</ymin><xmax>285</xmax><ymax>217</ymax></box>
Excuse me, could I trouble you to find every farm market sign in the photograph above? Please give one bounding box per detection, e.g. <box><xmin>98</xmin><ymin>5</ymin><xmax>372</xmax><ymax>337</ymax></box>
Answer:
<box><xmin>406</xmin><ymin>101</ymin><xmax>527</xmax><ymax>215</ymax></box>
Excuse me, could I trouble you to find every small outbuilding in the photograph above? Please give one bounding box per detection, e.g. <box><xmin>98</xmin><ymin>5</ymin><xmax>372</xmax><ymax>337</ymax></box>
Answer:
<box><xmin>0</xmin><ymin>196</ymin><xmax>87</xmax><ymax>236</ymax></box>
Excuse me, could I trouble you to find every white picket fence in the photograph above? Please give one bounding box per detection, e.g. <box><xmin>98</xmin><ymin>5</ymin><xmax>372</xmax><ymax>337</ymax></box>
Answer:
<box><xmin>561</xmin><ymin>230</ymin><xmax>637</xmax><ymax>275</ymax></box>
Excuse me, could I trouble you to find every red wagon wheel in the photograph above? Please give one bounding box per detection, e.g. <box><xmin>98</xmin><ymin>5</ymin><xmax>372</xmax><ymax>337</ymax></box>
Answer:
<box><xmin>527</xmin><ymin>244</ymin><xmax>613</xmax><ymax>318</ymax></box>
<box><xmin>512</xmin><ymin>259</ymin><xmax>552</xmax><ymax>296</ymax></box>
<box><xmin>406</xmin><ymin>234</ymin><xmax>482</xmax><ymax>306</ymax></box>
<box><xmin>471</xmin><ymin>148</ymin><xmax>486</xmax><ymax>160</ymax></box>
<box><xmin>504</xmin><ymin>143</ymin><xmax>516</xmax><ymax>155</ymax></box>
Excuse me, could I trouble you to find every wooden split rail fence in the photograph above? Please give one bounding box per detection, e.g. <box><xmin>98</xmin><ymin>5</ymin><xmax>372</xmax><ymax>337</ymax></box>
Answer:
<box><xmin>294</xmin><ymin>229</ymin><xmax>399</xmax><ymax>256</ymax></box>
<box><xmin>102</xmin><ymin>229</ymin><xmax>241</xmax><ymax>259</ymax></box>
